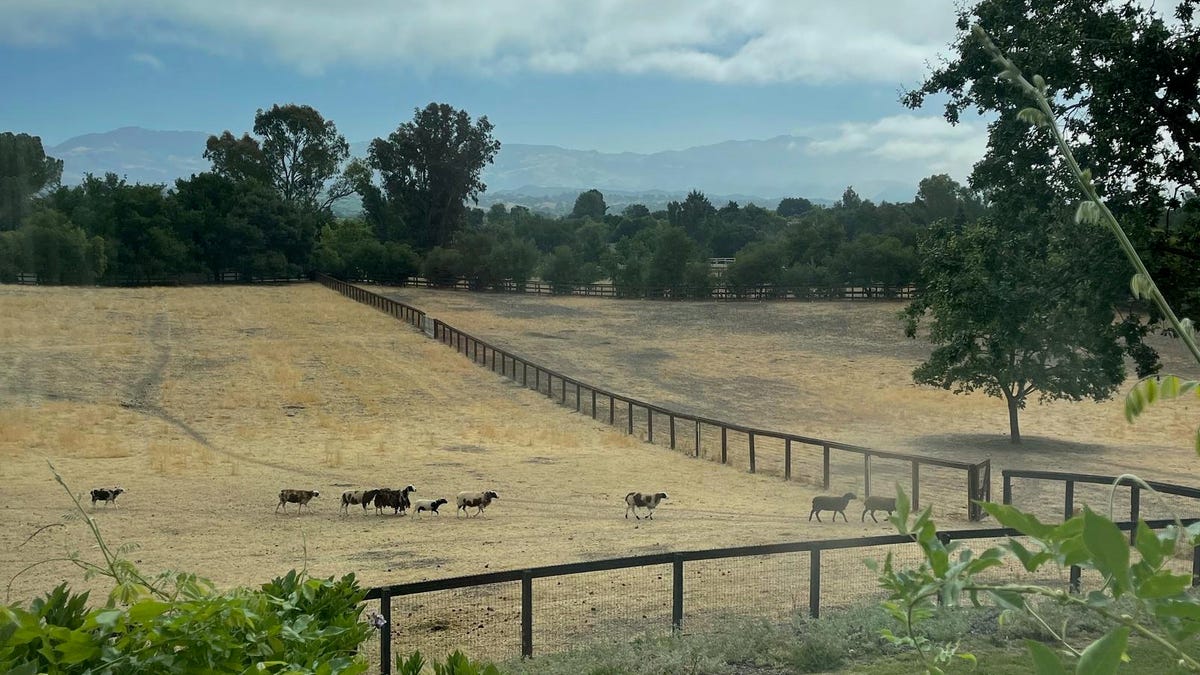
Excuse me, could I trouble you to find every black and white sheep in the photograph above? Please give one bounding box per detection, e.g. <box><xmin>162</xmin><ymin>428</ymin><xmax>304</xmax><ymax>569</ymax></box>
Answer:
<box><xmin>277</xmin><ymin>489</ymin><xmax>320</xmax><ymax>514</ymax></box>
<box><xmin>861</xmin><ymin>496</ymin><xmax>897</xmax><ymax>523</ymax></box>
<box><xmin>90</xmin><ymin>487</ymin><xmax>125</xmax><ymax>507</ymax></box>
<box><xmin>808</xmin><ymin>492</ymin><xmax>856</xmax><ymax>522</ymax></box>
<box><xmin>413</xmin><ymin>498</ymin><xmax>448</xmax><ymax>516</ymax></box>
<box><xmin>624</xmin><ymin>492</ymin><xmax>668</xmax><ymax>520</ymax></box>
<box><xmin>340</xmin><ymin>489</ymin><xmax>383</xmax><ymax>515</ymax></box>
<box><xmin>456</xmin><ymin>490</ymin><xmax>499</xmax><ymax>517</ymax></box>
<box><xmin>374</xmin><ymin>485</ymin><xmax>416</xmax><ymax>515</ymax></box>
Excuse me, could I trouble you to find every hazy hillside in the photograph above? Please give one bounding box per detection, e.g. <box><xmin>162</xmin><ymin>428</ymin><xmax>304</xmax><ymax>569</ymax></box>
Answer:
<box><xmin>49</xmin><ymin>127</ymin><xmax>920</xmax><ymax>208</ymax></box>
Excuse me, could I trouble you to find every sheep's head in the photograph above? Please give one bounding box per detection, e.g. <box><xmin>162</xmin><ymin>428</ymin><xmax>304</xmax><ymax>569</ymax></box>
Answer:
<box><xmin>843</xmin><ymin>493</ymin><xmax>857</xmax><ymax>501</ymax></box>
<box><xmin>485</xmin><ymin>491</ymin><xmax>500</xmax><ymax>499</ymax></box>
<box><xmin>403</xmin><ymin>484</ymin><xmax>416</xmax><ymax>493</ymax></box>
<box><xmin>312</xmin><ymin>491</ymin><xmax>321</xmax><ymax>497</ymax></box>
<box><xmin>113</xmin><ymin>487</ymin><xmax>125</xmax><ymax>495</ymax></box>
<box><xmin>435</xmin><ymin>498</ymin><xmax>448</xmax><ymax>507</ymax></box>
<box><xmin>655</xmin><ymin>492</ymin><xmax>669</xmax><ymax>500</ymax></box>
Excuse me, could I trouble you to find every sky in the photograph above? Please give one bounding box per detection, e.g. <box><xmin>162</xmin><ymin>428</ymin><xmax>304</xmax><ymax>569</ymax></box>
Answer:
<box><xmin>0</xmin><ymin>0</ymin><xmax>988</xmax><ymax>179</ymax></box>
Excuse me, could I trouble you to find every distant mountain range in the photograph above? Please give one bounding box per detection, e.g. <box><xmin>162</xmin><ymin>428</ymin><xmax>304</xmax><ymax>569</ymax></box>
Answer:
<box><xmin>46</xmin><ymin>126</ymin><xmax>924</xmax><ymax>214</ymax></box>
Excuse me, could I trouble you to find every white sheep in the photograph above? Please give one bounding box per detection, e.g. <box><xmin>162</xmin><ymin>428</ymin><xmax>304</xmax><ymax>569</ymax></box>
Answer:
<box><xmin>413</xmin><ymin>498</ymin><xmax>448</xmax><ymax>516</ymax></box>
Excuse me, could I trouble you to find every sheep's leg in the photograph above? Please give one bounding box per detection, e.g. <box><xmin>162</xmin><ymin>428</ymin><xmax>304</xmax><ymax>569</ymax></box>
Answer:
<box><xmin>814</xmin><ymin>512</ymin><xmax>822</xmax><ymax>522</ymax></box>
<box><xmin>870</xmin><ymin>511</ymin><xmax>879</xmax><ymax>524</ymax></box>
<box><xmin>647</xmin><ymin>510</ymin><xmax>654</xmax><ymax>520</ymax></box>
<box><xmin>861</xmin><ymin>509</ymin><xmax>867</xmax><ymax>522</ymax></box>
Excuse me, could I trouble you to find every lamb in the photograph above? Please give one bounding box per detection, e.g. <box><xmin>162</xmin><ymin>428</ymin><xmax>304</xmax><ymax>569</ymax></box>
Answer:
<box><xmin>413</xmin><ymin>498</ymin><xmax>448</xmax><ymax>516</ymax></box>
<box><xmin>90</xmin><ymin>487</ymin><xmax>125</xmax><ymax>507</ymax></box>
<box><xmin>276</xmin><ymin>489</ymin><xmax>320</xmax><ymax>515</ymax></box>
<box><xmin>861</xmin><ymin>495</ymin><xmax>897</xmax><ymax>523</ymax></box>
<box><xmin>625</xmin><ymin>492</ymin><xmax>668</xmax><ymax>520</ymax></box>
<box><xmin>456</xmin><ymin>490</ymin><xmax>500</xmax><ymax>518</ymax></box>
<box><xmin>809</xmin><ymin>492</ymin><xmax>856</xmax><ymax>522</ymax></box>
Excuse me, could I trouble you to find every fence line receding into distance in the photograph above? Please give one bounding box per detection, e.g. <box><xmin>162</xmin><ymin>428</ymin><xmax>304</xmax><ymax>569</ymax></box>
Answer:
<box><xmin>315</xmin><ymin>274</ymin><xmax>991</xmax><ymax>522</ymax></box>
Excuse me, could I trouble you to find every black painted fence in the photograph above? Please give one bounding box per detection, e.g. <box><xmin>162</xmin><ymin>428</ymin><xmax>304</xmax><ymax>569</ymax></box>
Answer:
<box><xmin>354</xmin><ymin>275</ymin><xmax>918</xmax><ymax>301</ymax></box>
<box><xmin>315</xmin><ymin>274</ymin><xmax>991</xmax><ymax>521</ymax></box>
<box><xmin>362</xmin><ymin>519</ymin><xmax>1200</xmax><ymax>671</ymax></box>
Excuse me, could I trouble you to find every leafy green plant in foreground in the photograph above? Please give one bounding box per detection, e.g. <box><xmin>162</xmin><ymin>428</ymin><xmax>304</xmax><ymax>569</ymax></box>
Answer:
<box><xmin>877</xmin><ymin>25</ymin><xmax>1200</xmax><ymax>675</ymax></box>
<box><xmin>0</xmin><ymin>462</ymin><xmax>374</xmax><ymax>674</ymax></box>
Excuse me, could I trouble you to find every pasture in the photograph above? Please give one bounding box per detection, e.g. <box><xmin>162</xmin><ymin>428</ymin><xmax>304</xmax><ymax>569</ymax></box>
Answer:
<box><xmin>1</xmin><ymin>283</ymin><xmax>907</xmax><ymax>605</ymax></box>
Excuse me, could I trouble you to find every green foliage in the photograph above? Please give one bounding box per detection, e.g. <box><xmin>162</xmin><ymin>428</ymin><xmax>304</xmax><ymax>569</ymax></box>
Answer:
<box><xmin>253</xmin><ymin>103</ymin><xmax>351</xmax><ymax>208</ymax></box>
<box><xmin>0</xmin><ymin>132</ymin><xmax>63</xmax><ymax>231</ymax></box>
<box><xmin>570</xmin><ymin>189</ymin><xmax>607</xmax><ymax>220</ymax></box>
<box><xmin>365</xmin><ymin>102</ymin><xmax>501</xmax><ymax>252</ymax></box>
<box><xmin>904</xmin><ymin>214</ymin><xmax>1149</xmax><ymax>443</ymax></box>
<box><xmin>421</xmin><ymin>246</ymin><xmax>464</xmax><ymax>287</ymax></box>
<box><xmin>1</xmin><ymin>465</ymin><xmax>373</xmax><ymax>674</ymax></box>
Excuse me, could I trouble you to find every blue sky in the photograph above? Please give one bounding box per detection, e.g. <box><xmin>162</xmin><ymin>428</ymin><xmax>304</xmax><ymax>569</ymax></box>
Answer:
<box><xmin>0</xmin><ymin>0</ymin><xmax>986</xmax><ymax>177</ymax></box>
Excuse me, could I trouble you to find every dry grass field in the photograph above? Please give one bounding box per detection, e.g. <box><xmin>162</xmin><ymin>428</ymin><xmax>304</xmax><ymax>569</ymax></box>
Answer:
<box><xmin>5</xmin><ymin>282</ymin><xmax>1199</xmax><ymax>662</ymax></box>
<box><xmin>0</xmin><ymin>283</ymin><xmax>919</xmax><ymax>610</ymax></box>
<box><xmin>382</xmin><ymin>287</ymin><xmax>1200</xmax><ymax>521</ymax></box>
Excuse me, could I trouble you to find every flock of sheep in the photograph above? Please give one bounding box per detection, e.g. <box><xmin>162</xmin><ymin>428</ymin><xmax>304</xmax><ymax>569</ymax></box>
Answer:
<box><xmin>90</xmin><ymin>484</ymin><xmax>894</xmax><ymax>526</ymax></box>
<box><xmin>273</xmin><ymin>486</ymin><xmax>501</xmax><ymax>518</ymax></box>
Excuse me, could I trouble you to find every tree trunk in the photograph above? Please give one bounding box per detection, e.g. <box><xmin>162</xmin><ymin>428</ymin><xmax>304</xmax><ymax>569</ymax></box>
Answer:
<box><xmin>1004</xmin><ymin>390</ymin><xmax>1022</xmax><ymax>444</ymax></box>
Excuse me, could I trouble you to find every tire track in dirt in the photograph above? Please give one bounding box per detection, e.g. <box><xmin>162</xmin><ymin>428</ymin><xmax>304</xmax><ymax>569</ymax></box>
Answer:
<box><xmin>115</xmin><ymin>310</ymin><xmax>352</xmax><ymax>483</ymax></box>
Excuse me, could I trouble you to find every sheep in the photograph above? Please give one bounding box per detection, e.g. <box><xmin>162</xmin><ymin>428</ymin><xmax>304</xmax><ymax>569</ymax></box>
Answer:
<box><xmin>413</xmin><ymin>498</ymin><xmax>448</xmax><ymax>516</ymax></box>
<box><xmin>373</xmin><ymin>485</ymin><xmax>416</xmax><ymax>515</ymax></box>
<box><xmin>456</xmin><ymin>490</ymin><xmax>499</xmax><ymax>517</ymax></box>
<box><xmin>340</xmin><ymin>489</ymin><xmax>382</xmax><ymax>515</ymax></box>
<box><xmin>625</xmin><ymin>492</ymin><xmax>668</xmax><ymax>520</ymax></box>
<box><xmin>276</xmin><ymin>489</ymin><xmax>319</xmax><ymax>515</ymax></box>
<box><xmin>90</xmin><ymin>487</ymin><xmax>125</xmax><ymax>507</ymax></box>
<box><xmin>861</xmin><ymin>495</ymin><xmax>897</xmax><ymax>523</ymax></box>
<box><xmin>809</xmin><ymin>492</ymin><xmax>856</xmax><ymax>522</ymax></box>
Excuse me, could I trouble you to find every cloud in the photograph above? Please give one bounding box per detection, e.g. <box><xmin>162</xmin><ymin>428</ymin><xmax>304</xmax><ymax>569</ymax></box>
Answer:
<box><xmin>0</xmin><ymin>0</ymin><xmax>959</xmax><ymax>83</ymax></box>
<box><xmin>129</xmin><ymin>52</ymin><xmax>164</xmax><ymax>70</ymax></box>
<box><xmin>807</xmin><ymin>114</ymin><xmax>989</xmax><ymax>181</ymax></box>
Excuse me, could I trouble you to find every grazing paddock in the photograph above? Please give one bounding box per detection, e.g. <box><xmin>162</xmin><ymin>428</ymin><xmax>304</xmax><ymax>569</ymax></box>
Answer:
<box><xmin>386</xmin><ymin>287</ymin><xmax>1200</xmax><ymax>502</ymax></box>
<box><xmin>1</xmin><ymin>284</ymin><xmax>907</xmax><ymax>606</ymax></box>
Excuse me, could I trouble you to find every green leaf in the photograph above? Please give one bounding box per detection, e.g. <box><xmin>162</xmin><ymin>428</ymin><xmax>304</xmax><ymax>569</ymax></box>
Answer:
<box><xmin>1081</xmin><ymin>508</ymin><xmax>1131</xmax><ymax>594</ymax></box>
<box><xmin>127</xmin><ymin>600</ymin><xmax>171</xmax><ymax>623</ymax></box>
<box><xmin>1026</xmin><ymin>640</ymin><xmax>1067</xmax><ymax>675</ymax></box>
<box><xmin>1075</xmin><ymin>627</ymin><xmax>1128</xmax><ymax>675</ymax></box>
<box><xmin>1136</xmin><ymin>572</ymin><xmax>1191</xmax><ymax>599</ymax></box>
<box><xmin>1134</xmin><ymin>521</ymin><xmax>1165</xmax><ymax>568</ymax></box>
<box><xmin>981</xmin><ymin>503</ymin><xmax>1053</xmax><ymax>538</ymax></box>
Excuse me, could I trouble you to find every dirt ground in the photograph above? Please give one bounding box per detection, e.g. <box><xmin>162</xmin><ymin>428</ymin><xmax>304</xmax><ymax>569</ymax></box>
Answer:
<box><xmin>1</xmin><ymin>283</ymin><xmax>921</xmax><ymax>606</ymax></box>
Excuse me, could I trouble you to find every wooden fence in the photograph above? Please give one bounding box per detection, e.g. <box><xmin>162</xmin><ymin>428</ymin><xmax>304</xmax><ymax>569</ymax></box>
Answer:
<box><xmin>358</xmin><ymin>276</ymin><xmax>919</xmax><ymax>301</ymax></box>
<box><xmin>361</xmin><ymin>518</ymin><xmax>1200</xmax><ymax>671</ymax></box>
<box><xmin>315</xmin><ymin>274</ymin><xmax>991</xmax><ymax>521</ymax></box>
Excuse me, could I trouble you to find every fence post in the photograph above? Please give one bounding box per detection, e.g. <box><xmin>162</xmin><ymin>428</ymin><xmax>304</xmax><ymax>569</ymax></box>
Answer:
<box><xmin>575</xmin><ymin>384</ymin><xmax>581</xmax><ymax>411</ymax></box>
<box><xmin>967</xmin><ymin>464</ymin><xmax>978</xmax><ymax>521</ymax></box>
<box><xmin>1193</xmin><ymin>545</ymin><xmax>1200</xmax><ymax>587</ymax></box>
<box><xmin>380</xmin><ymin>589</ymin><xmax>392</xmax><ymax>674</ymax></box>
<box><xmin>521</xmin><ymin>572</ymin><xmax>533</xmax><ymax>658</ymax></box>
<box><xmin>648</xmin><ymin>410</ymin><xmax>654</xmax><ymax>443</ymax></box>
<box><xmin>672</xmin><ymin>555</ymin><xmax>684</xmax><ymax>632</ymax></box>
<box><xmin>695</xmin><ymin>421</ymin><xmax>701</xmax><ymax>458</ymax></box>
<box><xmin>721</xmin><ymin>427</ymin><xmax>728</xmax><ymax>464</ymax></box>
<box><xmin>911</xmin><ymin>461</ymin><xmax>920</xmax><ymax>510</ymax></box>
<box><xmin>1064</xmin><ymin>480</ymin><xmax>1075</xmax><ymax>521</ymax></box>
<box><xmin>863</xmin><ymin>454</ymin><xmax>871</xmax><ymax>497</ymax></box>
<box><xmin>785</xmin><ymin>439</ymin><xmax>792</xmax><ymax>481</ymax></box>
<box><xmin>592</xmin><ymin>390</ymin><xmax>597</xmax><ymax>419</ymax></box>
<box><xmin>809</xmin><ymin>549</ymin><xmax>821</xmax><ymax>619</ymax></box>
<box><xmin>609</xmin><ymin>395</ymin><xmax>615</xmax><ymax>425</ymax></box>
<box><xmin>562</xmin><ymin>379</ymin><xmax>567</xmax><ymax>404</ymax></box>
<box><xmin>669</xmin><ymin>415</ymin><xmax>676</xmax><ymax>449</ymax></box>
<box><xmin>1130</xmin><ymin>487</ymin><xmax>1141</xmax><ymax>545</ymax></box>
<box><xmin>523</xmin><ymin>362</ymin><xmax>528</xmax><ymax>387</ymax></box>
<box><xmin>1002</xmin><ymin>472</ymin><xmax>1012</xmax><ymax>505</ymax></box>
<box><xmin>627</xmin><ymin>402</ymin><xmax>634</xmax><ymax>435</ymax></box>
<box><xmin>822</xmin><ymin>445</ymin><xmax>831</xmax><ymax>489</ymax></box>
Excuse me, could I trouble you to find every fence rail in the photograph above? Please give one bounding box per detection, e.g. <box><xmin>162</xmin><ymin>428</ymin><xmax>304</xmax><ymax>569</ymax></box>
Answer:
<box><xmin>356</xmin><ymin>276</ymin><xmax>918</xmax><ymax>301</ymax></box>
<box><xmin>315</xmin><ymin>274</ymin><xmax>990</xmax><ymax>521</ymax></box>
<box><xmin>363</xmin><ymin>518</ymin><xmax>1200</xmax><ymax>671</ymax></box>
